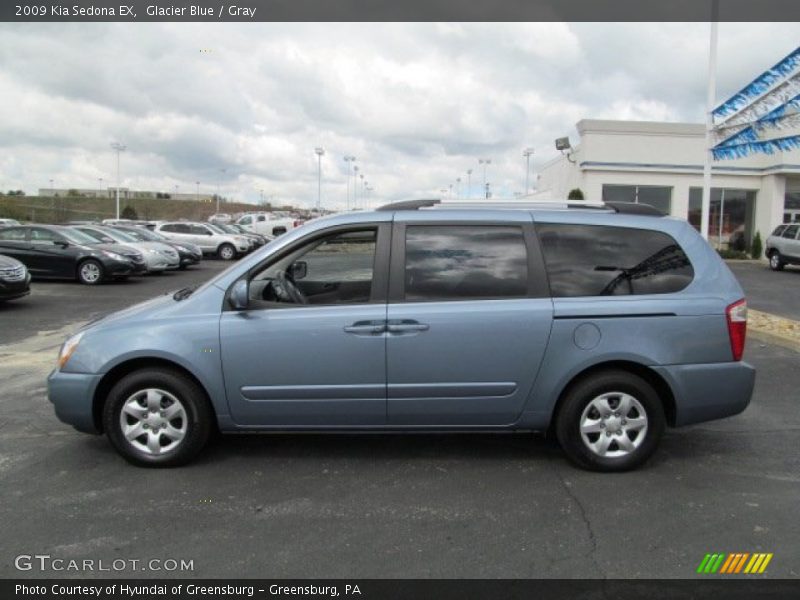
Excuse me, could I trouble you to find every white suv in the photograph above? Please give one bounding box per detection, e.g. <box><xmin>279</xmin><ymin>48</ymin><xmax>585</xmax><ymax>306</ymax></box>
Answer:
<box><xmin>154</xmin><ymin>222</ymin><xmax>250</xmax><ymax>261</ymax></box>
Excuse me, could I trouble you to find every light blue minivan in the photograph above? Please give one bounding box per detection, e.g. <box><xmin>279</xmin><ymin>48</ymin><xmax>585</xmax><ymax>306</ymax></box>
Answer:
<box><xmin>48</xmin><ymin>200</ymin><xmax>755</xmax><ymax>471</ymax></box>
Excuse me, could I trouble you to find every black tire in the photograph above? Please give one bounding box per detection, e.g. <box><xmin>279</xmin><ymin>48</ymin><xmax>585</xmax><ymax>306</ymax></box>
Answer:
<box><xmin>218</xmin><ymin>243</ymin><xmax>236</xmax><ymax>261</ymax></box>
<box><xmin>77</xmin><ymin>259</ymin><xmax>104</xmax><ymax>285</ymax></box>
<box><xmin>555</xmin><ymin>369</ymin><xmax>665</xmax><ymax>472</ymax></box>
<box><xmin>768</xmin><ymin>250</ymin><xmax>785</xmax><ymax>271</ymax></box>
<box><xmin>102</xmin><ymin>368</ymin><xmax>213</xmax><ymax>467</ymax></box>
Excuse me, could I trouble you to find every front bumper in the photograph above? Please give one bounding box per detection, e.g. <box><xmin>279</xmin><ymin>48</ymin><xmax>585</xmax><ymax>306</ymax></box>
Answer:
<box><xmin>652</xmin><ymin>361</ymin><xmax>756</xmax><ymax>427</ymax></box>
<box><xmin>106</xmin><ymin>260</ymin><xmax>134</xmax><ymax>278</ymax></box>
<box><xmin>0</xmin><ymin>272</ymin><xmax>31</xmax><ymax>300</ymax></box>
<box><xmin>47</xmin><ymin>369</ymin><xmax>103</xmax><ymax>434</ymax></box>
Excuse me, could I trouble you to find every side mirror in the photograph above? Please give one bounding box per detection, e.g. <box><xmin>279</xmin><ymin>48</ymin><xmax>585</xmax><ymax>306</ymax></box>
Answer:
<box><xmin>53</xmin><ymin>240</ymin><xmax>69</xmax><ymax>248</ymax></box>
<box><xmin>229</xmin><ymin>279</ymin><xmax>249</xmax><ymax>310</ymax></box>
<box><xmin>290</xmin><ymin>261</ymin><xmax>308</xmax><ymax>280</ymax></box>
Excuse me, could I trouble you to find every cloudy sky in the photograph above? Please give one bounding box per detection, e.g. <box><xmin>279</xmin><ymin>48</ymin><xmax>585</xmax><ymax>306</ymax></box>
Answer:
<box><xmin>0</xmin><ymin>22</ymin><xmax>797</xmax><ymax>209</ymax></box>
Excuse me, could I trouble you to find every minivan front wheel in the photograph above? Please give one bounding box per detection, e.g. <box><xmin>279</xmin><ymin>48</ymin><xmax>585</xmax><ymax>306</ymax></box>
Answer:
<box><xmin>555</xmin><ymin>370</ymin><xmax>665</xmax><ymax>472</ymax></box>
<box><xmin>103</xmin><ymin>368</ymin><xmax>212</xmax><ymax>467</ymax></box>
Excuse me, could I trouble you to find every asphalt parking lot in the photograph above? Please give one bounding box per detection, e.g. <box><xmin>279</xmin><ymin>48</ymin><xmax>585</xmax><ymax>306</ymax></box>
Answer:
<box><xmin>727</xmin><ymin>261</ymin><xmax>800</xmax><ymax>321</ymax></box>
<box><xmin>0</xmin><ymin>261</ymin><xmax>798</xmax><ymax>579</ymax></box>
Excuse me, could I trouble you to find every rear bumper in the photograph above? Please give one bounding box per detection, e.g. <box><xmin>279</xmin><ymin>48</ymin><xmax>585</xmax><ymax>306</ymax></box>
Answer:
<box><xmin>652</xmin><ymin>361</ymin><xmax>756</xmax><ymax>427</ymax></box>
<box><xmin>47</xmin><ymin>369</ymin><xmax>103</xmax><ymax>434</ymax></box>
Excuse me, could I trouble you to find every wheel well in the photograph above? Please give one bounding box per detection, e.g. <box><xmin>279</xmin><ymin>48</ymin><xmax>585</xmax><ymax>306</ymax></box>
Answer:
<box><xmin>92</xmin><ymin>357</ymin><xmax>218</xmax><ymax>433</ymax></box>
<box><xmin>75</xmin><ymin>257</ymin><xmax>100</xmax><ymax>276</ymax></box>
<box><xmin>551</xmin><ymin>361</ymin><xmax>677</xmax><ymax>428</ymax></box>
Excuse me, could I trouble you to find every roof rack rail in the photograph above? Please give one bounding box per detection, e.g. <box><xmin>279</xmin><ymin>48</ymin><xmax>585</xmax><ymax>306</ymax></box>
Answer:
<box><xmin>376</xmin><ymin>199</ymin><xmax>441</xmax><ymax>211</ymax></box>
<box><xmin>604</xmin><ymin>201</ymin><xmax>665</xmax><ymax>216</ymax></box>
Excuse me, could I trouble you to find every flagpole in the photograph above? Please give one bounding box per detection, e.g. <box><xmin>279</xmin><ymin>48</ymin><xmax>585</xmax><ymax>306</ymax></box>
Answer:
<box><xmin>701</xmin><ymin>2</ymin><xmax>719</xmax><ymax>242</ymax></box>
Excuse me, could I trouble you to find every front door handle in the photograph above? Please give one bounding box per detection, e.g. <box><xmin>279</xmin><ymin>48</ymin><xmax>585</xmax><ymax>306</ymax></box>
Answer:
<box><xmin>344</xmin><ymin>320</ymin><xmax>386</xmax><ymax>335</ymax></box>
<box><xmin>387</xmin><ymin>319</ymin><xmax>430</xmax><ymax>334</ymax></box>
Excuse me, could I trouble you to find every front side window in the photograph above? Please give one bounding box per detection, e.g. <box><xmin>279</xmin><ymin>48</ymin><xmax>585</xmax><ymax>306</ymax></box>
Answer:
<box><xmin>403</xmin><ymin>225</ymin><xmax>528</xmax><ymax>301</ymax></box>
<box><xmin>772</xmin><ymin>225</ymin><xmax>787</xmax><ymax>236</ymax></box>
<box><xmin>249</xmin><ymin>228</ymin><xmax>377</xmax><ymax>306</ymax></box>
<box><xmin>191</xmin><ymin>225</ymin><xmax>211</xmax><ymax>235</ymax></box>
<box><xmin>781</xmin><ymin>225</ymin><xmax>799</xmax><ymax>239</ymax></box>
<box><xmin>239</xmin><ymin>216</ymin><xmax>252</xmax><ymax>225</ymax></box>
<box><xmin>30</xmin><ymin>228</ymin><xmax>62</xmax><ymax>243</ymax></box>
<box><xmin>537</xmin><ymin>223</ymin><xmax>694</xmax><ymax>297</ymax></box>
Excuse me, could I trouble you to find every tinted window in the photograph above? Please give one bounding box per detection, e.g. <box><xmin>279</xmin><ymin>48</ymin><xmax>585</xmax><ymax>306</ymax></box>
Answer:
<box><xmin>76</xmin><ymin>228</ymin><xmax>110</xmax><ymax>242</ymax></box>
<box><xmin>30</xmin><ymin>228</ymin><xmax>63</xmax><ymax>243</ymax></box>
<box><xmin>160</xmin><ymin>224</ymin><xmax>177</xmax><ymax>233</ymax></box>
<box><xmin>537</xmin><ymin>224</ymin><xmax>693</xmax><ymax>297</ymax></box>
<box><xmin>239</xmin><ymin>216</ymin><xmax>252</xmax><ymax>225</ymax></box>
<box><xmin>190</xmin><ymin>225</ymin><xmax>210</xmax><ymax>235</ymax></box>
<box><xmin>404</xmin><ymin>226</ymin><xmax>528</xmax><ymax>301</ymax></box>
<box><xmin>0</xmin><ymin>227</ymin><xmax>27</xmax><ymax>241</ymax></box>
<box><xmin>781</xmin><ymin>225</ymin><xmax>799</xmax><ymax>239</ymax></box>
<box><xmin>772</xmin><ymin>225</ymin><xmax>787</xmax><ymax>236</ymax></box>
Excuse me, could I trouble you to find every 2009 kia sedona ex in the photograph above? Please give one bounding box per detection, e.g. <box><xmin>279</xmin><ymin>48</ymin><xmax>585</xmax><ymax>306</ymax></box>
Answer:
<box><xmin>48</xmin><ymin>199</ymin><xmax>755</xmax><ymax>471</ymax></box>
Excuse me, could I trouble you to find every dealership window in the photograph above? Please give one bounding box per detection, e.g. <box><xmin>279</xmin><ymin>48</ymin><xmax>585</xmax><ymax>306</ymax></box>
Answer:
<box><xmin>688</xmin><ymin>188</ymin><xmax>757</xmax><ymax>251</ymax></box>
<box><xmin>784</xmin><ymin>192</ymin><xmax>800</xmax><ymax>223</ymax></box>
<box><xmin>602</xmin><ymin>185</ymin><xmax>672</xmax><ymax>214</ymax></box>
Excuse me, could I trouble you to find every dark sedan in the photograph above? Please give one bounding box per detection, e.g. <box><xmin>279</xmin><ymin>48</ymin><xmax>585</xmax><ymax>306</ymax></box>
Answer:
<box><xmin>0</xmin><ymin>225</ymin><xmax>136</xmax><ymax>285</ymax></box>
<box><xmin>0</xmin><ymin>254</ymin><xmax>31</xmax><ymax>301</ymax></box>
<box><xmin>112</xmin><ymin>225</ymin><xmax>203</xmax><ymax>269</ymax></box>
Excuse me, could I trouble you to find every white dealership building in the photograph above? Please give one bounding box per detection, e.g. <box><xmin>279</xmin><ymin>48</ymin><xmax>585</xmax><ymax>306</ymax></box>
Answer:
<box><xmin>536</xmin><ymin>119</ymin><xmax>800</xmax><ymax>250</ymax></box>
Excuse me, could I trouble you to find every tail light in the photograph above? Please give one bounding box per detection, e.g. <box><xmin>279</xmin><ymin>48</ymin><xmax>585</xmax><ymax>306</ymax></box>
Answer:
<box><xmin>293</xmin><ymin>220</ymin><xmax>304</xmax><ymax>228</ymax></box>
<box><xmin>726</xmin><ymin>299</ymin><xmax>747</xmax><ymax>361</ymax></box>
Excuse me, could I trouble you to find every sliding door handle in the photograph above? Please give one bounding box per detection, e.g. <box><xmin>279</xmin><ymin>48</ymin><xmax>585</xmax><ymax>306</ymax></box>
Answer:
<box><xmin>344</xmin><ymin>321</ymin><xmax>386</xmax><ymax>335</ymax></box>
<box><xmin>387</xmin><ymin>320</ymin><xmax>430</xmax><ymax>334</ymax></box>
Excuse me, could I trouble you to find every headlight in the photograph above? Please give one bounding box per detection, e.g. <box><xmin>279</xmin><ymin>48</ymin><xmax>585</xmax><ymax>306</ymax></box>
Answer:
<box><xmin>175</xmin><ymin>245</ymin><xmax>188</xmax><ymax>252</ymax></box>
<box><xmin>101</xmin><ymin>250</ymin><xmax>125</xmax><ymax>260</ymax></box>
<box><xmin>57</xmin><ymin>332</ymin><xmax>84</xmax><ymax>369</ymax></box>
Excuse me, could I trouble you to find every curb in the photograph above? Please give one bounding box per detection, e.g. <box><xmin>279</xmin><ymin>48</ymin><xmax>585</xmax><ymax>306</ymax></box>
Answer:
<box><xmin>748</xmin><ymin>309</ymin><xmax>800</xmax><ymax>354</ymax></box>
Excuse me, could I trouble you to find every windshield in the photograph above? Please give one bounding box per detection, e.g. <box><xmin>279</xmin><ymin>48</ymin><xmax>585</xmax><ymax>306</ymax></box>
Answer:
<box><xmin>100</xmin><ymin>227</ymin><xmax>137</xmax><ymax>243</ymax></box>
<box><xmin>120</xmin><ymin>227</ymin><xmax>164</xmax><ymax>242</ymax></box>
<box><xmin>61</xmin><ymin>228</ymin><xmax>101</xmax><ymax>245</ymax></box>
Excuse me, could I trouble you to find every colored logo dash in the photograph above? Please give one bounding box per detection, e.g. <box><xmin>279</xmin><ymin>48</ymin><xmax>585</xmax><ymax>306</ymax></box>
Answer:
<box><xmin>697</xmin><ymin>553</ymin><xmax>773</xmax><ymax>574</ymax></box>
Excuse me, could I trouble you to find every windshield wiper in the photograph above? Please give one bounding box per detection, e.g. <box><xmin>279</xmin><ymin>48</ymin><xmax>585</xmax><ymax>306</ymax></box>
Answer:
<box><xmin>173</xmin><ymin>285</ymin><xmax>198</xmax><ymax>301</ymax></box>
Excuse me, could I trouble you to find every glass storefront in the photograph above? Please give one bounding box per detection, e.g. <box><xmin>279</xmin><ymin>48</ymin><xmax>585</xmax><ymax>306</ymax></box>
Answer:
<box><xmin>602</xmin><ymin>185</ymin><xmax>672</xmax><ymax>214</ymax></box>
<box><xmin>688</xmin><ymin>188</ymin><xmax>757</xmax><ymax>251</ymax></box>
<box><xmin>784</xmin><ymin>191</ymin><xmax>800</xmax><ymax>223</ymax></box>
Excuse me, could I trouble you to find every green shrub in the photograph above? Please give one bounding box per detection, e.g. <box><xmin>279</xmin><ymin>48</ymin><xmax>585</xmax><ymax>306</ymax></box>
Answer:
<box><xmin>567</xmin><ymin>188</ymin><xmax>584</xmax><ymax>200</ymax></box>
<box><xmin>750</xmin><ymin>231</ymin><xmax>763</xmax><ymax>260</ymax></box>
<box><xmin>717</xmin><ymin>248</ymin><xmax>749</xmax><ymax>260</ymax></box>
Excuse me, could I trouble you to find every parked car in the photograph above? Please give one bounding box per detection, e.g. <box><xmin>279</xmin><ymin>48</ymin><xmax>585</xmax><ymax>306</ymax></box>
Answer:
<box><xmin>71</xmin><ymin>225</ymin><xmax>178</xmax><ymax>273</ymax></box>
<box><xmin>113</xmin><ymin>226</ymin><xmax>202</xmax><ymax>269</ymax></box>
<box><xmin>47</xmin><ymin>199</ymin><xmax>754</xmax><ymax>470</ymax></box>
<box><xmin>208</xmin><ymin>213</ymin><xmax>232</xmax><ymax>224</ymax></box>
<box><xmin>206</xmin><ymin>222</ymin><xmax>255</xmax><ymax>253</ymax></box>
<box><xmin>0</xmin><ymin>254</ymin><xmax>31</xmax><ymax>301</ymax></box>
<box><xmin>236</xmin><ymin>212</ymin><xmax>301</xmax><ymax>237</ymax></box>
<box><xmin>0</xmin><ymin>218</ymin><xmax>21</xmax><ymax>228</ymax></box>
<box><xmin>0</xmin><ymin>225</ymin><xmax>137</xmax><ymax>284</ymax></box>
<box><xmin>217</xmin><ymin>223</ymin><xmax>270</xmax><ymax>248</ymax></box>
<box><xmin>765</xmin><ymin>223</ymin><xmax>800</xmax><ymax>270</ymax></box>
<box><xmin>154</xmin><ymin>221</ymin><xmax>249</xmax><ymax>260</ymax></box>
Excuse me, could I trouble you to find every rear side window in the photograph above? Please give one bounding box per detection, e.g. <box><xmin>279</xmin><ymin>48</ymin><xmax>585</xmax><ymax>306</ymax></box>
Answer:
<box><xmin>404</xmin><ymin>225</ymin><xmax>528</xmax><ymax>301</ymax></box>
<box><xmin>536</xmin><ymin>223</ymin><xmax>694</xmax><ymax>297</ymax></box>
<box><xmin>0</xmin><ymin>227</ymin><xmax>27</xmax><ymax>241</ymax></box>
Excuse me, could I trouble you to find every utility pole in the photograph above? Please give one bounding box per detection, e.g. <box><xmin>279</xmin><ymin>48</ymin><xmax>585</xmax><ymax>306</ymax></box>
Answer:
<box><xmin>523</xmin><ymin>148</ymin><xmax>534</xmax><ymax>195</ymax></box>
<box><xmin>315</xmin><ymin>147</ymin><xmax>325</xmax><ymax>210</ymax></box>
<box><xmin>110</xmin><ymin>142</ymin><xmax>126</xmax><ymax>219</ymax></box>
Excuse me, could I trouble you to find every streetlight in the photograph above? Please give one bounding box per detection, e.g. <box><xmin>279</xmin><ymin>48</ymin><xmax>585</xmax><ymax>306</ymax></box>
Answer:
<box><xmin>174</xmin><ymin>184</ymin><xmax>179</xmax><ymax>198</ymax></box>
<box><xmin>523</xmin><ymin>147</ymin><xmax>534</xmax><ymax>195</ymax></box>
<box><xmin>315</xmin><ymin>147</ymin><xmax>325</xmax><ymax>210</ymax></box>
<box><xmin>353</xmin><ymin>165</ymin><xmax>360</xmax><ymax>209</ymax></box>
<box><xmin>343</xmin><ymin>155</ymin><xmax>356</xmax><ymax>210</ymax></box>
<box><xmin>455</xmin><ymin>177</ymin><xmax>461</xmax><ymax>198</ymax></box>
<box><xmin>98</xmin><ymin>177</ymin><xmax>103</xmax><ymax>198</ymax></box>
<box><xmin>449</xmin><ymin>183</ymin><xmax>453</xmax><ymax>198</ymax></box>
<box><xmin>110</xmin><ymin>142</ymin><xmax>126</xmax><ymax>219</ymax></box>
<box><xmin>466</xmin><ymin>169</ymin><xmax>472</xmax><ymax>198</ymax></box>
<box><xmin>479</xmin><ymin>159</ymin><xmax>491</xmax><ymax>190</ymax></box>
<box><xmin>195</xmin><ymin>181</ymin><xmax>200</xmax><ymax>202</ymax></box>
<box><xmin>216</xmin><ymin>168</ymin><xmax>226</xmax><ymax>214</ymax></box>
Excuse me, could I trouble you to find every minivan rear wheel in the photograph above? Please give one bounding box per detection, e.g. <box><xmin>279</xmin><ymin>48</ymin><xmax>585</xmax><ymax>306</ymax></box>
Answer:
<box><xmin>555</xmin><ymin>370</ymin><xmax>665</xmax><ymax>472</ymax></box>
<box><xmin>768</xmin><ymin>251</ymin><xmax>785</xmax><ymax>271</ymax></box>
<box><xmin>103</xmin><ymin>368</ymin><xmax>212</xmax><ymax>467</ymax></box>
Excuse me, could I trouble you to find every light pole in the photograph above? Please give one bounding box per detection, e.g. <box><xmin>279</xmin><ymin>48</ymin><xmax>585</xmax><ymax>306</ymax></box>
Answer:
<box><xmin>360</xmin><ymin>174</ymin><xmax>365</xmax><ymax>207</ymax></box>
<box><xmin>353</xmin><ymin>165</ymin><xmax>359</xmax><ymax>209</ymax></box>
<box><xmin>195</xmin><ymin>181</ymin><xmax>200</xmax><ymax>202</ymax></box>
<box><xmin>110</xmin><ymin>142</ymin><xmax>126</xmax><ymax>219</ymax></box>
<box><xmin>479</xmin><ymin>159</ymin><xmax>491</xmax><ymax>190</ymax></box>
<box><xmin>523</xmin><ymin>147</ymin><xmax>534</xmax><ymax>195</ymax></box>
<box><xmin>449</xmin><ymin>183</ymin><xmax>453</xmax><ymax>198</ymax></box>
<box><xmin>315</xmin><ymin>147</ymin><xmax>325</xmax><ymax>211</ymax></box>
<box><xmin>98</xmin><ymin>177</ymin><xmax>103</xmax><ymax>197</ymax></box>
<box><xmin>343</xmin><ymin>155</ymin><xmax>356</xmax><ymax>210</ymax></box>
<box><xmin>701</xmin><ymin>5</ymin><xmax>719</xmax><ymax>241</ymax></box>
<box><xmin>466</xmin><ymin>169</ymin><xmax>472</xmax><ymax>198</ymax></box>
<box><xmin>216</xmin><ymin>168</ymin><xmax>226</xmax><ymax>214</ymax></box>
<box><xmin>174</xmin><ymin>184</ymin><xmax>179</xmax><ymax>198</ymax></box>
<box><xmin>455</xmin><ymin>177</ymin><xmax>461</xmax><ymax>198</ymax></box>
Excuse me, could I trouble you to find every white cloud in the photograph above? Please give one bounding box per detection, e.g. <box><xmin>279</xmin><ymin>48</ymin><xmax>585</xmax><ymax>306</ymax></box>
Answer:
<box><xmin>0</xmin><ymin>22</ymin><xmax>798</xmax><ymax>208</ymax></box>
